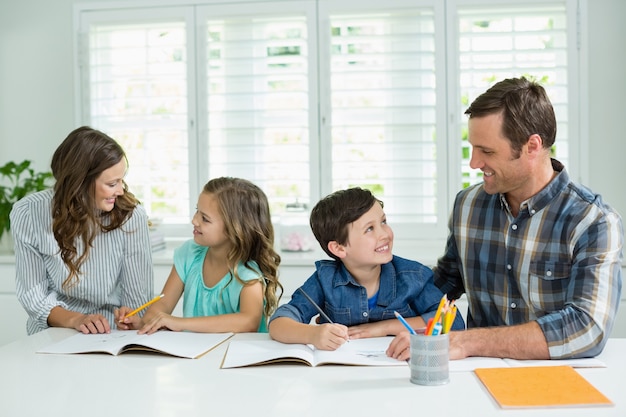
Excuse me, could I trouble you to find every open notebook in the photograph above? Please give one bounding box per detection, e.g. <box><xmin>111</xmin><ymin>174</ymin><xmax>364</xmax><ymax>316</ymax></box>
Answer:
<box><xmin>38</xmin><ymin>330</ymin><xmax>234</xmax><ymax>359</ymax></box>
<box><xmin>221</xmin><ymin>337</ymin><xmax>406</xmax><ymax>368</ymax></box>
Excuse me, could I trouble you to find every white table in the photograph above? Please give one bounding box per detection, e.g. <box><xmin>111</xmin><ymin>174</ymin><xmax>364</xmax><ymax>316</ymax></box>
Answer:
<box><xmin>0</xmin><ymin>329</ymin><xmax>624</xmax><ymax>417</ymax></box>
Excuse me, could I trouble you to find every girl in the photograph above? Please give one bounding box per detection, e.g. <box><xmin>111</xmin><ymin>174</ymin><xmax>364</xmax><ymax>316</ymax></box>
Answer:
<box><xmin>121</xmin><ymin>177</ymin><xmax>282</xmax><ymax>333</ymax></box>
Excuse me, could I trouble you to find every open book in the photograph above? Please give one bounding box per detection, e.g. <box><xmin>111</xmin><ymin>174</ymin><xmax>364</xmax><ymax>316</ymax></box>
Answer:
<box><xmin>37</xmin><ymin>330</ymin><xmax>233</xmax><ymax>359</ymax></box>
<box><xmin>220</xmin><ymin>337</ymin><xmax>406</xmax><ymax>368</ymax></box>
<box><xmin>450</xmin><ymin>356</ymin><xmax>606</xmax><ymax>372</ymax></box>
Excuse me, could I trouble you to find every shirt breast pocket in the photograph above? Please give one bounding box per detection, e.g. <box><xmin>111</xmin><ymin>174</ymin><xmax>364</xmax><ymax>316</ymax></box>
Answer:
<box><xmin>528</xmin><ymin>260</ymin><xmax>571</xmax><ymax>313</ymax></box>
<box><xmin>324</xmin><ymin>302</ymin><xmax>351</xmax><ymax>325</ymax></box>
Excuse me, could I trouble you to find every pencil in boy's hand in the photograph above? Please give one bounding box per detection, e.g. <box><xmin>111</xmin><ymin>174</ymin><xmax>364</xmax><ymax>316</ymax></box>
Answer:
<box><xmin>123</xmin><ymin>294</ymin><xmax>164</xmax><ymax>320</ymax></box>
<box><xmin>298</xmin><ymin>288</ymin><xmax>333</xmax><ymax>324</ymax></box>
<box><xmin>298</xmin><ymin>288</ymin><xmax>350</xmax><ymax>343</ymax></box>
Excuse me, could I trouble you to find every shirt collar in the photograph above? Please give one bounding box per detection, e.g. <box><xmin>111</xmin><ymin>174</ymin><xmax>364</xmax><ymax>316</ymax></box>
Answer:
<box><xmin>498</xmin><ymin>158</ymin><xmax>568</xmax><ymax>216</ymax></box>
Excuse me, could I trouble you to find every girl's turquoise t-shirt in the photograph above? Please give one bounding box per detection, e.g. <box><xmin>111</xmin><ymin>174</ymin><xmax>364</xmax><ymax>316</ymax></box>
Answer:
<box><xmin>174</xmin><ymin>240</ymin><xmax>267</xmax><ymax>332</ymax></box>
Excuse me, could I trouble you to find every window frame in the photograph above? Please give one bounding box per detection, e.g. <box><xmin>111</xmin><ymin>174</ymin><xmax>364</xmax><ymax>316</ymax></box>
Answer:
<box><xmin>73</xmin><ymin>0</ymin><xmax>586</xmax><ymax>251</ymax></box>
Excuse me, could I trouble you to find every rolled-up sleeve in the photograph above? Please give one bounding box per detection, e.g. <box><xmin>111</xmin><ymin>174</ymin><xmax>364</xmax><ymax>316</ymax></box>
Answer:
<box><xmin>538</xmin><ymin>211</ymin><xmax>623</xmax><ymax>358</ymax></box>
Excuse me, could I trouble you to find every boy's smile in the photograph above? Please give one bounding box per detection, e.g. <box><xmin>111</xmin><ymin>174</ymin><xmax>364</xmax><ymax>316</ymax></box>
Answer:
<box><xmin>338</xmin><ymin>202</ymin><xmax>394</xmax><ymax>271</ymax></box>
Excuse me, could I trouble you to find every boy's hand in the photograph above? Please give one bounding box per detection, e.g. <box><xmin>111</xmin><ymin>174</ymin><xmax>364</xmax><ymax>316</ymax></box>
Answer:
<box><xmin>347</xmin><ymin>321</ymin><xmax>389</xmax><ymax>339</ymax></box>
<box><xmin>386</xmin><ymin>331</ymin><xmax>411</xmax><ymax>360</ymax></box>
<box><xmin>311</xmin><ymin>323</ymin><xmax>349</xmax><ymax>350</ymax></box>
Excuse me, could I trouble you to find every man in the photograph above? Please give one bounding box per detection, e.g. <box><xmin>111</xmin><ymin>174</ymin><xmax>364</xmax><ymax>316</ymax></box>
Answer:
<box><xmin>387</xmin><ymin>77</ymin><xmax>623</xmax><ymax>360</ymax></box>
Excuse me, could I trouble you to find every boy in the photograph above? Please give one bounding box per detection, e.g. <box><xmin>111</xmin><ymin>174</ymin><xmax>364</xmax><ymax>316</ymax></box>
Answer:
<box><xmin>269</xmin><ymin>187</ymin><xmax>464</xmax><ymax>351</ymax></box>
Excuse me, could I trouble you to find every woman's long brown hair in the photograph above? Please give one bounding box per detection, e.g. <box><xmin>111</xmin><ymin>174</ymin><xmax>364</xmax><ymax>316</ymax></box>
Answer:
<box><xmin>51</xmin><ymin>126</ymin><xmax>139</xmax><ymax>289</ymax></box>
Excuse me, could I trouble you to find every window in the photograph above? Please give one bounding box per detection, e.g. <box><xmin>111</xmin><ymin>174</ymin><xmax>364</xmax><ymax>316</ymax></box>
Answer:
<box><xmin>76</xmin><ymin>0</ymin><xmax>582</xmax><ymax>244</ymax></box>
<box><xmin>323</xmin><ymin>3</ymin><xmax>444</xmax><ymax>227</ymax></box>
<box><xmin>79</xmin><ymin>8</ymin><xmax>192</xmax><ymax>227</ymax></box>
<box><xmin>197</xmin><ymin>3</ymin><xmax>315</xmax><ymax>215</ymax></box>
<box><xmin>454</xmin><ymin>3</ymin><xmax>572</xmax><ymax>188</ymax></box>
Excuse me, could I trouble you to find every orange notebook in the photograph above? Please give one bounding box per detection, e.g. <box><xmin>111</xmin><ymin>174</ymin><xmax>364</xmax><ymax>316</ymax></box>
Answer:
<box><xmin>474</xmin><ymin>366</ymin><xmax>613</xmax><ymax>409</ymax></box>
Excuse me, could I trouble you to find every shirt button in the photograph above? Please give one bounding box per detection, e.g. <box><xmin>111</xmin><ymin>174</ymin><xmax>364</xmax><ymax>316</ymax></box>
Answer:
<box><xmin>530</xmin><ymin>209</ymin><xmax>536</xmax><ymax>215</ymax></box>
<box><xmin>546</xmin><ymin>270</ymin><xmax>552</xmax><ymax>277</ymax></box>
<box><xmin>507</xmin><ymin>264</ymin><xmax>512</xmax><ymax>270</ymax></box>
<box><xmin>362</xmin><ymin>311</ymin><xmax>368</xmax><ymax>317</ymax></box>
<box><xmin>511</xmin><ymin>224</ymin><xmax>518</xmax><ymax>230</ymax></box>
<box><xmin>511</xmin><ymin>302</ymin><xmax>517</xmax><ymax>309</ymax></box>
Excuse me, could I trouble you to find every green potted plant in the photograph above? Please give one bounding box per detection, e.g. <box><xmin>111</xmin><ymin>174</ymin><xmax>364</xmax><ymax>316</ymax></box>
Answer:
<box><xmin>0</xmin><ymin>160</ymin><xmax>53</xmax><ymax>243</ymax></box>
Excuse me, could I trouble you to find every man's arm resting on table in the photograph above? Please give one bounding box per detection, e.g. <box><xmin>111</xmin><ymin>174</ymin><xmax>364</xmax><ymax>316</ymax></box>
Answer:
<box><xmin>450</xmin><ymin>321</ymin><xmax>549</xmax><ymax>360</ymax></box>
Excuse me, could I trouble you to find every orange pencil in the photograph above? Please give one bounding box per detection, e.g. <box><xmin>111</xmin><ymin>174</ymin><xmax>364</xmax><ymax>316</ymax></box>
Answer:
<box><xmin>123</xmin><ymin>294</ymin><xmax>164</xmax><ymax>320</ymax></box>
<box><xmin>426</xmin><ymin>294</ymin><xmax>448</xmax><ymax>335</ymax></box>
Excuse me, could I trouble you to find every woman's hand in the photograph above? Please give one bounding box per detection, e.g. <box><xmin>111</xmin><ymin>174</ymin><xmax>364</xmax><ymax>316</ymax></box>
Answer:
<box><xmin>73</xmin><ymin>313</ymin><xmax>111</xmax><ymax>334</ymax></box>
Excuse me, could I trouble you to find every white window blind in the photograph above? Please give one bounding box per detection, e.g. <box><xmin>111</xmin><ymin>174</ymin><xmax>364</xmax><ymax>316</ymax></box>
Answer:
<box><xmin>197</xmin><ymin>4</ymin><xmax>314</xmax><ymax>212</ymax></box>
<box><xmin>80</xmin><ymin>12</ymin><xmax>192</xmax><ymax>225</ymax></box>
<box><xmin>326</xmin><ymin>7</ymin><xmax>441</xmax><ymax>225</ymax></box>
<box><xmin>76</xmin><ymin>0</ymin><xmax>581</xmax><ymax>244</ymax></box>
<box><xmin>455</xmin><ymin>3</ymin><xmax>570</xmax><ymax>187</ymax></box>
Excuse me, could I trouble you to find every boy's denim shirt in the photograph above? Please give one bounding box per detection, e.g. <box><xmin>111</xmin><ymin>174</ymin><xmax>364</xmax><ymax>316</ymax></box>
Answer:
<box><xmin>270</xmin><ymin>255</ymin><xmax>465</xmax><ymax>330</ymax></box>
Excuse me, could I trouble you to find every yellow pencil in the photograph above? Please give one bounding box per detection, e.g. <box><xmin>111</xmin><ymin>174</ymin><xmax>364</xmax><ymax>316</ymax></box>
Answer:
<box><xmin>123</xmin><ymin>294</ymin><xmax>164</xmax><ymax>319</ymax></box>
<box><xmin>427</xmin><ymin>294</ymin><xmax>448</xmax><ymax>335</ymax></box>
<box><xmin>443</xmin><ymin>303</ymin><xmax>457</xmax><ymax>334</ymax></box>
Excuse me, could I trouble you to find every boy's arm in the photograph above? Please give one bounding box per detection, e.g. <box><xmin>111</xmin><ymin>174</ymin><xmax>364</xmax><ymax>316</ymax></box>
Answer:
<box><xmin>347</xmin><ymin>316</ymin><xmax>427</xmax><ymax>339</ymax></box>
<box><xmin>269</xmin><ymin>316</ymin><xmax>349</xmax><ymax>350</ymax></box>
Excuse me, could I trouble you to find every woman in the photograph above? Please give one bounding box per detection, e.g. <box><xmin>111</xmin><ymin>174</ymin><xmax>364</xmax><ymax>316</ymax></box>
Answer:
<box><xmin>11</xmin><ymin>126</ymin><xmax>154</xmax><ymax>335</ymax></box>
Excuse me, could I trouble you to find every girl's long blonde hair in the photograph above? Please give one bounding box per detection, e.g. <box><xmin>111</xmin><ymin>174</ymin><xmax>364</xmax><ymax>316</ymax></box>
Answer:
<box><xmin>204</xmin><ymin>177</ymin><xmax>282</xmax><ymax>316</ymax></box>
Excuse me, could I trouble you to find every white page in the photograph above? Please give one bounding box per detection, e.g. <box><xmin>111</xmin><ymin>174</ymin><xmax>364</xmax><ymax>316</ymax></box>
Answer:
<box><xmin>221</xmin><ymin>339</ymin><xmax>316</xmax><ymax>368</ymax></box>
<box><xmin>128</xmin><ymin>331</ymin><xmax>234</xmax><ymax>358</ymax></box>
<box><xmin>448</xmin><ymin>356</ymin><xmax>607</xmax><ymax>372</ymax></box>
<box><xmin>37</xmin><ymin>331</ymin><xmax>141</xmax><ymax>355</ymax></box>
<box><xmin>312</xmin><ymin>337</ymin><xmax>406</xmax><ymax>366</ymax></box>
<box><xmin>503</xmin><ymin>357</ymin><xmax>606</xmax><ymax>368</ymax></box>
<box><xmin>38</xmin><ymin>330</ymin><xmax>233</xmax><ymax>358</ymax></box>
<box><xmin>449</xmin><ymin>357</ymin><xmax>507</xmax><ymax>372</ymax></box>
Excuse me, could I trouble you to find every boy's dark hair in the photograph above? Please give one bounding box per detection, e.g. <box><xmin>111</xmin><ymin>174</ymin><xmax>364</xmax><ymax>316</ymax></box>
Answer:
<box><xmin>310</xmin><ymin>187</ymin><xmax>383</xmax><ymax>261</ymax></box>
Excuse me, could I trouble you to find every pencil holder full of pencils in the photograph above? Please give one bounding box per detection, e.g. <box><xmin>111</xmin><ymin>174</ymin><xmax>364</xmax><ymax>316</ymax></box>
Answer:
<box><xmin>409</xmin><ymin>333</ymin><xmax>449</xmax><ymax>386</ymax></box>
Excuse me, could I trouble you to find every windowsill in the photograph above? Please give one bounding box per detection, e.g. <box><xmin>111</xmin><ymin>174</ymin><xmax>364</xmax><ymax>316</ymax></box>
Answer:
<box><xmin>151</xmin><ymin>238</ymin><xmax>331</xmax><ymax>267</ymax></box>
<box><xmin>3</xmin><ymin>238</ymin><xmax>623</xmax><ymax>270</ymax></box>
<box><xmin>151</xmin><ymin>238</ymin><xmax>446</xmax><ymax>267</ymax></box>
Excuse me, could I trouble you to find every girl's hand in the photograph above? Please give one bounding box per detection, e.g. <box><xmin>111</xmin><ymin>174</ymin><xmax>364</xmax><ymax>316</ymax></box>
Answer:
<box><xmin>114</xmin><ymin>307</ymin><xmax>143</xmax><ymax>330</ymax></box>
<box><xmin>73</xmin><ymin>313</ymin><xmax>111</xmax><ymax>334</ymax></box>
<box><xmin>311</xmin><ymin>323</ymin><xmax>349</xmax><ymax>350</ymax></box>
<box><xmin>138</xmin><ymin>311</ymin><xmax>181</xmax><ymax>335</ymax></box>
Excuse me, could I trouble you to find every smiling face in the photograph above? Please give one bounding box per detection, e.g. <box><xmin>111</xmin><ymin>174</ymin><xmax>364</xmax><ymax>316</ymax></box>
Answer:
<box><xmin>468</xmin><ymin>112</ymin><xmax>534</xmax><ymax>198</ymax></box>
<box><xmin>94</xmin><ymin>159</ymin><xmax>126</xmax><ymax>212</ymax></box>
<box><xmin>191</xmin><ymin>191</ymin><xmax>230</xmax><ymax>250</ymax></box>
<box><xmin>336</xmin><ymin>202</ymin><xmax>394</xmax><ymax>270</ymax></box>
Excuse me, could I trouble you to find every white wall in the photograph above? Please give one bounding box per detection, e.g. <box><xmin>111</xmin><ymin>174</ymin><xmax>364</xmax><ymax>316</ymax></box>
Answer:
<box><xmin>587</xmin><ymin>1</ymin><xmax>626</xmax><ymax>227</ymax></box>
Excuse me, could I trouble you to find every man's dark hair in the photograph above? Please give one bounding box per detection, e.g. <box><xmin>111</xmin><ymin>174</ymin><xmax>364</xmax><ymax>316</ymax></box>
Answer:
<box><xmin>465</xmin><ymin>76</ymin><xmax>557</xmax><ymax>157</ymax></box>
